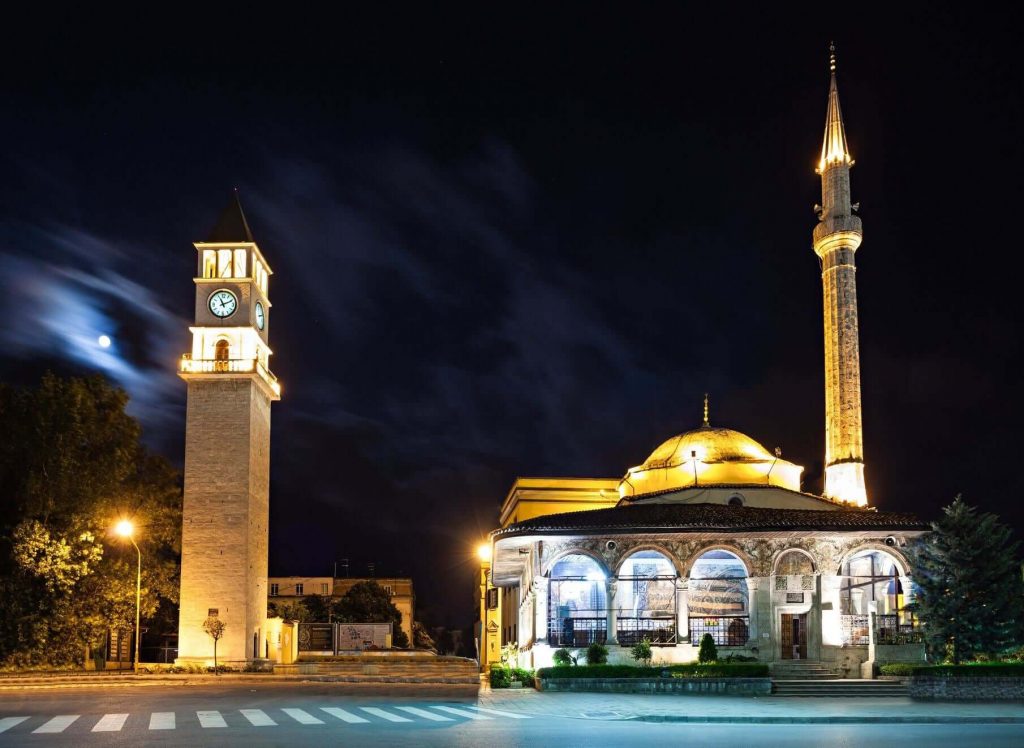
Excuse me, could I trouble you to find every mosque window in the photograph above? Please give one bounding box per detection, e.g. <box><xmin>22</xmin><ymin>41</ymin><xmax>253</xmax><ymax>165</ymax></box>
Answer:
<box><xmin>728</xmin><ymin>494</ymin><xmax>744</xmax><ymax>507</ymax></box>
<box><xmin>547</xmin><ymin>553</ymin><xmax>607</xmax><ymax>647</ymax></box>
<box><xmin>617</xmin><ymin>550</ymin><xmax>677</xmax><ymax>645</ymax></box>
<box><xmin>838</xmin><ymin>549</ymin><xmax>915</xmax><ymax>645</ymax></box>
<box><xmin>689</xmin><ymin>549</ymin><xmax>749</xmax><ymax>646</ymax></box>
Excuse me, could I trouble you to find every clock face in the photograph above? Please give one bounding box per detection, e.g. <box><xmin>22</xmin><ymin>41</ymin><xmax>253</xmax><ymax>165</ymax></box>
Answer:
<box><xmin>254</xmin><ymin>301</ymin><xmax>266</xmax><ymax>330</ymax></box>
<box><xmin>208</xmin><ymin>290</ymin><xmax>237</xmax><ymax>318</ymax></box>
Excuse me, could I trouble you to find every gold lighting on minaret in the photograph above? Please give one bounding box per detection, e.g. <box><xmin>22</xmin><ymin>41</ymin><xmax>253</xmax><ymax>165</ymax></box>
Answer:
<box><xmin>813</xmin><ymin>43</ymin><xmax>868</xmax><ymax>507</ymax></box>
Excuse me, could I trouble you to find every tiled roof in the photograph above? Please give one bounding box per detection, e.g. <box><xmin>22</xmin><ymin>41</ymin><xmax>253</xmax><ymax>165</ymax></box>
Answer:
<box><xmin>494</xmin><ymin>502</ymin><xmax>928</xmax><ymax>537</ymax></box>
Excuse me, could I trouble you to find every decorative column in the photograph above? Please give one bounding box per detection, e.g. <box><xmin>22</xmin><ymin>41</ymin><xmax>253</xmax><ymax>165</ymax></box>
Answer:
<box><xmin>676</xmin><ymin>578</ymin><xmax>690</xmax><ymax>643</ymax></box>
<box><xmin>606</xmin><ymin>578</ymin><xmax>618</xmax><ymax>645</ymax></box>
<box><xmin>533</xmin><ymin>577</ymin><xmax>550</xmax><ymax>645</ymax></box>
<box><xmin>746</xmin><ymin>577</ymin><xmax>762</xmax><ymax>644</ymax></box>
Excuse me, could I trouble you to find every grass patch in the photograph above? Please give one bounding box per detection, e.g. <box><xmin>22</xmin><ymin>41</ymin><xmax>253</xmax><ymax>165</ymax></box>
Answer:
<box><xmin>537</xmin><ymin>663</ymin><xmax>768</xmax><ymax>679</ymax></box>
<box><xmin>894</xmin><ymin>662</ymin><xmax>1024</xmax><ymax>678</ymax></box>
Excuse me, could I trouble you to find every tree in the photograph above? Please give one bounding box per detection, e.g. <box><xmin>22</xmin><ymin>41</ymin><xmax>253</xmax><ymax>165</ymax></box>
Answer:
<box><xmin>906</xmin><ymin>496</ymin><xmax>1023</xmax><ymax>663</ymax></box>
<box><xmin>331</xmin><ymin>581</ymin><xmax>410</xmax><ymax>648</ymax></box>
<box><xmin>203</xmin><ymin>617</ymin><xmax>226</xmax><ymax>673</ymax></box>
<box><xmin>301</xmin><ymin>595</ymin><xmax>332</xmax><ymax>622</ymax></box>
<box><xmin>0</xmin><ymin>374</ymin><xmax>182</xmax><ymax>667</ymax></box>
<box><xmin>585</xmin><ymin>642</ymin><xmax>608</xmax><ymax>665</ymax></box>
<box><xmin>268</xmin><ymin>599</ymin><xmax>308</xmax><ymax>621</ymax></box>
<box><xmin>631</xmin><ymin>637</ymin><xmax>653</xmax><ymax>666</ymax></box>
<box><xmin>698</xmin><ymin>633</ymin><xmax>718</xmax><ymax>663</ymax></box>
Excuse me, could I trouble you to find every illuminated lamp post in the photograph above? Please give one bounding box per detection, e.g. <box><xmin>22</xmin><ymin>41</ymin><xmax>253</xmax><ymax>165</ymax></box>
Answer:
<box><xmin>114</xmin><ymin>519</ymin><xmax>142</xmax><ymax>674</ymax></box>
<box><xmin>477</xmin><ymin>543</ymin><xmax>493</xmax><ymax>673</ymax></box>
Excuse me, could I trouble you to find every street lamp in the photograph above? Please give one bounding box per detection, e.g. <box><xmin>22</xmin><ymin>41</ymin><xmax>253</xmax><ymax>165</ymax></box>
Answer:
<box><xmin>114</xmin><ymin>519</ymin><xmax>141</xmax><ymax>674</ymax></box>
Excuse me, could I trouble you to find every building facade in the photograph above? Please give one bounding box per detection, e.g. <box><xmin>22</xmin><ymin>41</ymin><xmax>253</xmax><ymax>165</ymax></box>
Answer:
<box><xmin>484</xmin><ymin>51</ymin><xmax>928</xmax><ymax>677</ymax></box>
<box><xmin>176</xmin><ymin>193</ymin><xmax>281</xmax><ymax>665</ymax></box>
<box><xmin>267</xmin><ymin>576</ymin><xmax>415</xmax><ymax>644</ymax></box>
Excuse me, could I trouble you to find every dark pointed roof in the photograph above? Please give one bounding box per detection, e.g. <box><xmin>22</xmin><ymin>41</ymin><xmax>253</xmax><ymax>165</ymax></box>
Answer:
<box><xmin>205</xmin><ymin>190</ymin><xmax>255</xmax><ymax>243</ymax></box>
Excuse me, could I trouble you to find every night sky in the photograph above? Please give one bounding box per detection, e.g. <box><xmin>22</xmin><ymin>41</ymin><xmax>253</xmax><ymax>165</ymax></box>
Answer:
<box><xmin>2</xmin><ymin>7</ymin><xmax>1022</xmax><ymax>626</ymax></box>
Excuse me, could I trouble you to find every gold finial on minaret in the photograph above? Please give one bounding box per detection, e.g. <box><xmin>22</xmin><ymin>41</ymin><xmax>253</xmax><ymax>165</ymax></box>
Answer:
<box><xmin>829</xmin><ymin>41</ymin><xmax>836</xmax><ymax>73</ymax></box>
<box><xmin>703</xmin><ymin>393</ymin><xmax>710</xmax><ymax>427</ymax></box>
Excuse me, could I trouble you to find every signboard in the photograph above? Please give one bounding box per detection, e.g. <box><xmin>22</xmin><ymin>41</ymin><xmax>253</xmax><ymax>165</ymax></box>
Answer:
<box><xmin>297</xmin><ymin>623</ymin><xmax>333</xmax><ymax>652</ymax></box>
<box><xmin>336</xmin><ymin>623</ymin><xmax>391</xmax><ymax>651</ymax></box>
<box><xmin>786</xmin><ymin>593</ymin><xmax>805</xmax><ymax>604</ymax></box>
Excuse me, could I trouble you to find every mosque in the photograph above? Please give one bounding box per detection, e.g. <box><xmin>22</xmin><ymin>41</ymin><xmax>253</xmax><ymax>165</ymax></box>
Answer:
<box><xmin>482</xmin><ymin>49</ymin><xmax>928</xmax><ymax>678</ymax></box>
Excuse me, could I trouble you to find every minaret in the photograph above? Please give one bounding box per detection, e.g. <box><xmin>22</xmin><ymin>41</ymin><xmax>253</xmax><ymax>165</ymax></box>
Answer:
<box><xmin>176</xmin><ymin>192</ymin><xmax>281</xmax><ymax>664</ymax></box>
<box><xmin>813</xmin><ymin>44</ymin><xmax>867</xmax><ymax>506</ymax></box>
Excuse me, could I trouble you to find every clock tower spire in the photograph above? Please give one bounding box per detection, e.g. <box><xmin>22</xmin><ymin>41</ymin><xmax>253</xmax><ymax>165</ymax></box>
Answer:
<box><xmin>176</xmin><ymin>192</ymin><xmax>280</xmax><ymax>666</ymax></box>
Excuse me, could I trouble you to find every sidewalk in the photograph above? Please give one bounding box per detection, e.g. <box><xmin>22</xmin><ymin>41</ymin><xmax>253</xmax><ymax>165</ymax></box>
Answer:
<box><xmin>479</xmin><ymin>689</ymin><xmax>1024</xmax><ymax>724</ymax></box>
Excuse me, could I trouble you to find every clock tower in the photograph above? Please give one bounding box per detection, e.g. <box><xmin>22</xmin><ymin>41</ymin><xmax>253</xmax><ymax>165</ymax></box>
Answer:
<box><xmin>176</xmin><ymin>192</ymin><xmax>281</xmax><ymax>665</ymax></box>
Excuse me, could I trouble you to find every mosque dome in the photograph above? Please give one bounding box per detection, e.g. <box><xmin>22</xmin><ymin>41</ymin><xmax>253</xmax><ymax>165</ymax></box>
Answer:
<box><xmin>619</xmin><ymin>408</ymin><xmax>804</xmax><ymax>498</ymax></box>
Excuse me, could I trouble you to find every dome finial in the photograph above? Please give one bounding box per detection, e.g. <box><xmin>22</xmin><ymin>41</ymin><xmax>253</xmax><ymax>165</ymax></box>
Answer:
<box><xmin>703</xmin><ymin>393</ymin><xmax>710</xmax><ymax>427</ymax></box>
<box><xmin>829</xmin><ymin>41</ymin><xmax>836</xmax><ymax>74</ymax></box>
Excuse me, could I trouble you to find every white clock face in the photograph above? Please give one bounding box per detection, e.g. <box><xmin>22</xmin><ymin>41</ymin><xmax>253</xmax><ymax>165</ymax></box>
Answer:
<box><xmin>255</xmin><ymin>301</ymin><xmax>266</xmax><ymax>330</ymax></box>
<box><xmin>209</xmin><ymin>290</ymin><xmax>237</xmax><ymax>318</ymax></box>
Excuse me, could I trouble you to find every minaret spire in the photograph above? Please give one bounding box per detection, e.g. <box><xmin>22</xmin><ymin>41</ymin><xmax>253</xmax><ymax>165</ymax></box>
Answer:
<box><xmin>812</xmin><ymin>42</ymin><xmax>868</xmax><ymax>507</ymax></box>
<box><xmin>702</xmin><ymin>393</ymin><xmax>710</xmax><ymax>427</ymax></box>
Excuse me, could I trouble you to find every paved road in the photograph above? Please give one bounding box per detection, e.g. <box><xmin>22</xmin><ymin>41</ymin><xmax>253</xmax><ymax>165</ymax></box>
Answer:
<box><xmin>0</xmin><ymin>684</ymin><xmax>1021</xmax><ymax>746</ymax></box>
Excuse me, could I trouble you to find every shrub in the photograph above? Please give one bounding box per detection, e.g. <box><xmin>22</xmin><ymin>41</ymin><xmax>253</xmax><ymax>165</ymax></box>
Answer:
<box><xmin>631</xmin><ymin>638</ymin><xmax>653</xmax><ymax>666</ymax></box>
<box><xmin>552</xmin><ymin>648</ymin><xmax>575</xmax><ymax>667</ymax></box>
<box><xmin>879</xmin><ymin>663</ymin><xmax>918</xmax><ymax>677</ymax></box>
<box><xmin>511</xmin><ymin>667</ymin><xmax>535</xmax><ymax>684</ymax></box>
<box><xmin>901</xmin><ymin>663</ymin><xmax>1024</xmax><ymax>678</ymax></box>
<box><xmin>698</xmin><ymin>633</ymin><xmax>718</xmax><ymax>664</ymax></box>
<box><xmin>721</xmin><ymin>653</ymin><xmax>758</xmax><ymax>663</ymax></box>
<box><xmin>586</xmin><ymin>642</ymin><xmax>608</xmax><ymax>665</ymax></box>
<box><xmin>537</xmin><ymin>663</ymin><xmax>769</xmax><ymax>679</ymax></box>
<box><xmin>489</xmin><ymin>664</ymin><xmax>512</xmax><ymax>688</ymax></box>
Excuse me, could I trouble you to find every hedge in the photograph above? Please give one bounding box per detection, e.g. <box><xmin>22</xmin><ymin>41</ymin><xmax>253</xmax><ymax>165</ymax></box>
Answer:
<box><xmin>537</xmin><ymin>663</ymin><xmax>768</xmax><ymax>679</ymax></box>
<box><xmin>490</xmin><ymin>665</ymin><xmax>535</xmax><ymax>688</ymax></box>
<box><xmin>881</xmin><ymin>662</ymin><xmax>1024</xmax><ymax>678</ymax></box>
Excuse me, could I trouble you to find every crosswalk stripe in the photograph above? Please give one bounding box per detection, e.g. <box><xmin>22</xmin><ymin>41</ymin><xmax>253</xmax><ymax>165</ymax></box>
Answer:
<box><xmin>431</xmin><ymin>705</ymin><xmax>492</xmax><ymax>720</ymax></box>
<box><xmin>469</xmin><ymin>705</ymin><xmax>532</xmax><ymax>719</ymax></box>
<box><xmin>240</xmin><ymin>709</ymin><xmax>276</xmax><ymax>726</ymax></box>
<box><xmin>149</xmin><ymin>712</ymin><xmax>175</xmax><ymax>730</ymax></box>
<box><xmin>0</xmin><ymin>718</ymin><xmax>28</xmax><ymax>734</ymax></box>
<box><xmin>394</xmin><ymin>706</ymin><xmax>454</xmax><ymax>722</ymax></box>
<box><xmin>197</xmin><ymin>710</ymin><xmax>227</xmax><ymax>728</ymax></box>
<box><xmin>92</xmin><ymin>713</ymin><xmax>129</xmax><ymax>732</ymax></box>
<box><xmin>281</xmin><ymin>708</ymin><xmax>323</xmax><ymax>725</ymax></box>
<box><xmin>33</xmin><ymin>715</ymin><xmax>80</xmax><ymax>733</ymax></box>
<box><xmin>359</xmin><ymin>707</ymin><xmax>413</xmax><ymax>723</ymax></box>
<box><xmin>320</xmin><ymin>707</ymin><xmax>370</xmax><ymax>724</ymax></box>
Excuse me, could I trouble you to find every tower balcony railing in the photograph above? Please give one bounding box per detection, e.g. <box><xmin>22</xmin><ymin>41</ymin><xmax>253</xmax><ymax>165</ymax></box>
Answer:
<box><xmin>180</xmin><ymin>354</ymin><xmax>281</xmax><ymax>396</ymax></box>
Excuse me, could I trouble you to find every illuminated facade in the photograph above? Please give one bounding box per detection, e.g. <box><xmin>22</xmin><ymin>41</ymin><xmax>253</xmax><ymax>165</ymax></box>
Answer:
<box><xmin>484</xmin><ymin>50</ymin><xmax>926</xmax><ymax>678</ymax></box>
<box><xmin>176</xmin><ymin>193</ymin><xmax>281</xmax><ymax>665</ymax></box>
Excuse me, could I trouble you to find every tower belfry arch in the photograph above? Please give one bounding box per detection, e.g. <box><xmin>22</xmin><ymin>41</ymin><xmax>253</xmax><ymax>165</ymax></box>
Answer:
<box><xmin>176</xmin><ymin>192</ymin><xmax>281</xmax><ymax>665</ymax></box>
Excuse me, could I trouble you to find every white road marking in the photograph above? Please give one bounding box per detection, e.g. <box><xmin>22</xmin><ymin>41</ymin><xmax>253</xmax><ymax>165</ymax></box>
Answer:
<box><xmin>92</xmin><ymin>713</ymin><xmax>129</xmax><ymax>732</ymax></box>
<box><xmin>320</xmin><ymin>707</ymin><xmax>370</xmax><ymax>724</ymax></box>
<box><xmin>33</xmin><ymin>715</ymin><xmax>80</xmax><ymax>733</ymax></box>
<box><xmin>240</xmin><ymin>709</ymin><xmax>276</xmax><ymax>726</ymax></box>
<box><xmin>431</xmin><ymin>705</ymin><xmax>493</xmax><ymax>720</ymax></box>
<box><xmin>469</xmin><ymin>705</ymin><xmax>532</xmax><ymax>719</ymax></box>
<box><xmin>0</xmin><ymin>717</ymin><xmax>28</xmax><ymax>733</ymax></box>
<box><xmin>149</xmin><ymin>712</ymin><xmax>176</xmax><ymax>730</ymax></box>
<box><xmin>281</xmin><ymin>708</ymin><xmax>323</xmax><ymax>725</ymax></box>
<box><xmin>359</xmin><ymin>707</ymin><xmax>413</xmax><ymax>723</ymax></box>
<box><xmin>197</xmin><ymin>710</ymin><xmax>227</xmax><ymax>728</ymax></box>
<box><xmin>394</xmin><ymin>706</ymin><xmax>454</xmax><ymax>721</ymax></box>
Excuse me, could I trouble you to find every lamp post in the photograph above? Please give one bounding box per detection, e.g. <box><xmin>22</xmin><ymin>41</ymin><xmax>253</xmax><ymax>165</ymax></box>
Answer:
<box><xmin>115</xmin><ymin>520</ymin><xmax>142</xmax><ymax>674</ymax></box>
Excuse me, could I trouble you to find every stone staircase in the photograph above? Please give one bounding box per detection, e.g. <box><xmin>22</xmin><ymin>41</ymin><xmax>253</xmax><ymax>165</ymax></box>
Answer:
<box><xmin>278</xmin><ymin>655</ymin><xmax>480</xmax><ymax>687</ymax></box>
<box><xmin>772</xmin><ymin>679</ymin><xmax>907</xmax><ymax>697</ymax></box>
<box><xmin>770</xmin><ymin>661</ymin><xmax>839</xmax><ymax>680</ymax></box>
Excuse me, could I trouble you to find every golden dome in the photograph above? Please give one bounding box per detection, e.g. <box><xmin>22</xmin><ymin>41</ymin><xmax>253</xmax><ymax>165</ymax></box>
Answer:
<box><xmin>620</xmin><ymin>424</ymin><xmax>804</xmax><ymax>497</ymax></box>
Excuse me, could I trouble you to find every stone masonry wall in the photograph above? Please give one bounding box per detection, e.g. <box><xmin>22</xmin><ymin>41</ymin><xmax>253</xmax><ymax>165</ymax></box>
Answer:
<box><xmin>909</xmin><ymin>676</ymin><xmax>1024</xmax><ymax>701</ymax></box>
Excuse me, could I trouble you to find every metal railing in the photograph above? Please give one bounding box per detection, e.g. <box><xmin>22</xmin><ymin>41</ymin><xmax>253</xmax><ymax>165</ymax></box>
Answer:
<box><xmin>874</xmin><ymin>613</ymin><xmax>923</xmax><ymax>645</ymax></box>
<box><xmin>547</xmin><ymin>616</ymin><xmax>607</xmax><ymax>647</ymax></box>
<box><xmin>180</xmin><ymin>355</ymin><xmax>281</xmax><ymax>396</ymax></box>
<box><xmin>616</xmin><ymin>616</ymin><xmax>676</xmax><ymax>645</ymax></box>
<box><xmin>689</xmin><ymin>616</ymin><xmax>749</xmax><ymax>647</ymax></box>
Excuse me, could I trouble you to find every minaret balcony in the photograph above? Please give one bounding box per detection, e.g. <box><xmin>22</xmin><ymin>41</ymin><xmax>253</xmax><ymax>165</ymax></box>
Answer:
<box><xmin>179</xmin><ymin>354</ymin><xmax>281</xmax><ymax>398</ymax></box>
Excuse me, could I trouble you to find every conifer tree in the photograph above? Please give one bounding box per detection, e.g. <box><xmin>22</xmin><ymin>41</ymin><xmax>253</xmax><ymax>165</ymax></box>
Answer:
<box><xmin>906</xmin><ymin>496</ymin><xmax>1022</xmax><ymax>663</ymax></box>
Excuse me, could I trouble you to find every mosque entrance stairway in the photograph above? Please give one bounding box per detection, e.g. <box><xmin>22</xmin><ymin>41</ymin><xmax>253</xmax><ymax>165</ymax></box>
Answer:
<box><xmin>770</xmin><ymin>661</ymin><xmax>838</xmax><ymax>680</ymax></box>
<box><xmin>771</xmin><ymin>679</ymin><xmax>908</xmax><ymax>696</ymax></box>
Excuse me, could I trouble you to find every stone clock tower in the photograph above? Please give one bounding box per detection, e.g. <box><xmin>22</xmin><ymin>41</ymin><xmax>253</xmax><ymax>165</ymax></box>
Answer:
<box><xmin>176</xmin><ymin>192</ymin><xmax>281</xmax><ymax>665</ymax></box>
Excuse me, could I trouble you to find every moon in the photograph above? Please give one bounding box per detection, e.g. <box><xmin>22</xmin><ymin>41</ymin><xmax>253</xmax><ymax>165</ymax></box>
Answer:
<box><xmin>98</xmin><ymin>335</ymin><xmax>112</xmax><ymax>348</ymax></box>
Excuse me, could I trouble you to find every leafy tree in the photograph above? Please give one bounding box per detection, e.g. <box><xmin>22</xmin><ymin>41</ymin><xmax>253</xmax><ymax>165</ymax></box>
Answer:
<box><xmin>906</xmin><ymin>496</ymin><xmax>1023</xmax><ymax>663</ymax></box>
<box><xmin>631</xmin><ymin>637</ymin><xmax>653</xmax><ymax>666</ymax></box>
<box><xmin>331</xmin><ymin>581</ymin><xmax>410</xmax><ymax>648</ymax></box>
<box><xmin>413</xmin><ymin>621</ymin><xmax>435</xmax><ymax>650</ymax></box>
<box><xmin>301</xmin><ymin>595</ymin><xmax>332</xmax><ymax>622</ymax></box>
<box><xmin>0</xmin><ymin>374</ymin><xmax>181</xmax><ymax>667</ymax></box>
<box><xmin>698</xmin><ymin>633</ymin><xmax>718</xmax><ymax>663</ymax></box>
<box><xmin>585</xmin><ymin>642</ymin><xmax>608</xmax><ymax>665</ymax></box>
<box><xmin>552</xmin><ymin>647</ymin><xmax>575</xmax><ymax>666</ymax></box>
<box><xmin>268</xmin><ymin>599</ymin><xmax>309</xmax><ymax>621</ymax></box>
<box><xmin>203</xmin><ymin>617</ymin><xmax>226</xmax><ymax>673</ymax></box>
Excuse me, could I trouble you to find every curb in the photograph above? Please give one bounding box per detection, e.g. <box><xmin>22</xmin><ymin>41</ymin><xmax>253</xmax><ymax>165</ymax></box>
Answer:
<box><xmin>631</xmin><ymin>715</ymin><xmax>1024</xmax><ymax>725</ymax></box>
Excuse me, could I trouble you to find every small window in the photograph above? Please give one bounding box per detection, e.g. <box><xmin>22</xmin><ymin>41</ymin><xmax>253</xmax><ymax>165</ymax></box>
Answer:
<box><xmin>320</xmin><ymin>583</ymin><xmax>329</xmax><ymax>595</ymax></box>
<box><xmin>383</xmin><ymin>585</ymin><xmax>393</xmax><ymax>596</ymax></box>
<box><xmin>295</xmin><ymin>583</ymin><xmax>304</xmax><ymax>596</ymax></box>
<box><xmin>214</xmin><ymin>340</ymin><xmax>230</xmax><ymax>361</ymax></box>
<box><xmin>218</xmin><ymin>249</ymin><xmax>233</xmax><ymax>278</ymax></box>
<box><xmin>233</xmin><ymin>249</ymin><xmax>247</xmax><ymax>278</ymax></box>
<box><xmin>728</xmin><ymin>495</ymin><xmax>744</xmax><ymax>507</ymax></box>
<box><xmin>270</xmin><ymin>583</ymin><xmax>279</xmax><ymax>597</ymax></box>
<box><xmin>202</xmin><ymin>250</ymin><xmax>217</xmax><ymax>278</ymax></box>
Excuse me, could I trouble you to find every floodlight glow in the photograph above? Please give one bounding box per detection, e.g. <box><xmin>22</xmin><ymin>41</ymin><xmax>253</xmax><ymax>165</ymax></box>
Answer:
<box><xmin>114</xmin><ymin>519</ymin><xmax>134</xmax><ymax>537</ymax></box>
<box><xmin>477</xmin><ymin>543</ymin><xmax>491</xmax><ymax>563</ymax></box>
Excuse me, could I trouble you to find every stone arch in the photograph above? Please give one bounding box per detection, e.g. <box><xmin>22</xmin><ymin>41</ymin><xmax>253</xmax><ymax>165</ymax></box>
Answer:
<box><xmin>683</xmin><ymin>543</ymin><xmax>752</xmax><ymax>578</ymax></box>
<box><xmin>772</xmin><ymin>547</ymin><xmax>817</xmax><ymax>575</ymax></box>
<box><xmin>837</xmin><ymin>543</ymin><xmax>910</xmax><ymax>577</ymax></box>
<box><xmin>613</xmin><ymin>544</ymin><xmax>684</xmax><ymax>578</ymax></box>
<box><xmin>543</xmin><ymin>547</ymin><xmax>611</xmax><ymax>579</ymax></box>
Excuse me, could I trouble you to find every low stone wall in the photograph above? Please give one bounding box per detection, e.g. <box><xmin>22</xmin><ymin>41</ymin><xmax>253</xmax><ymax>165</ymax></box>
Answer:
<box><xmin>909</xmin><ymin>676</ymin><xmax>1024</xmax><ymax>701</ymax></box>
<box><xmin>536</xmin><ymin>677</ymin><xmax>771</xmax><ymax>695</ymax></box>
